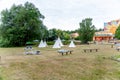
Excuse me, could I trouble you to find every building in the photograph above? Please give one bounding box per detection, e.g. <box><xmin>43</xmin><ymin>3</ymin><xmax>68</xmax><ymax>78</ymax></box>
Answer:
<box><xmin>70</xmin><ymin>33</ymin><xmax>79</xmax><ymax>38</ymax></box>
<box><xmin>93</xmin><ymin>19</ymin><xmax>120</xmax><ymax>42</ymax></box>
<box><xmin>93</xmin><ymin>31</ymin><xmax>113</xmax><ymax>41</ymax></box>
<box><xmin>104</xmin><ymin>19</ymin><xmax>120</xmax><ymax>34</ymax></box>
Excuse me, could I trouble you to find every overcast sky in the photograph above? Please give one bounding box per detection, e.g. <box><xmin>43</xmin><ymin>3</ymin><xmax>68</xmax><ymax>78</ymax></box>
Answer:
<box><xmin>0</xmin><ymin>0</ymin><xmax>120</xmax><ymax>30</ymax></box>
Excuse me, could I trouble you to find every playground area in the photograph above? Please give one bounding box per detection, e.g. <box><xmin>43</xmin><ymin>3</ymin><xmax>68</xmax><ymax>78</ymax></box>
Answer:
<box><xmin>0</xmin><ymin>44</ymin><xmax>120</xmax><ymax>80</ymax></box>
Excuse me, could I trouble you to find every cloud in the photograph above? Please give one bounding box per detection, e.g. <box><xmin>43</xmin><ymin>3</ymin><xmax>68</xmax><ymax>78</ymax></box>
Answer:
<box><xmin>0</xmin><ymin>0</ymin><xmax>120</xmax><ymax>30</ymax></box>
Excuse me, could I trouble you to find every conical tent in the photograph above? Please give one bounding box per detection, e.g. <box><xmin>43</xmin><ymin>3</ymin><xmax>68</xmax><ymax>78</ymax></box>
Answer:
<box><xmin>69</xmin><ymin>40</ymin><xmax>76</xmax><ymax>47</ymax></box>
<box><xmin>53</xmin><ymin>39</ymin><xmax>61</xmax><ymax>48</ymax></box>
<box><xmin>53</xmin><ymin>37</ymin><xmax>63</xmax><ymax>48</ymax></box>
<box><xmin>38</xmin><ymin>40</ymin><xmax>45</xmax><ymax>48</ymax></box>
<box><xmin>43</xmin><ymin>41</ymin><xmax>47</xmax><ymax>47</ymax></box>
<box><xmin>57</xmin><ymin>37</ymin><xmax>64</xmax><ymax>46</ymax></box>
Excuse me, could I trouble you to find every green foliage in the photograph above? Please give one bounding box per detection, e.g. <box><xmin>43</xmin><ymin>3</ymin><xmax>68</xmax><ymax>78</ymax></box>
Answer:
<box><xmin>48</xmin><ymin>28</ymin><xmax>58</xmax><ymax>41</ymax></box>
<box><xmin>79</xmin><ymin>18</ymin><xmax>95</xmax><ymax>44</ymax></box>
<box><xmin>63</xmin><ymin>40</ymin><xmax>70</xmax><ymax>45</ymax></box>
<box><xmin>48</xmin><ymin>28</ymin><xmax>70</xmax><ymax>41</ymax></box>
<box><xmin>62</xmin><ymin>31</ymin><xmax>70</xmax><ymax>40</ymax></box>
<box><xmin>115</xmin><ymin>25</ymin><xmax>120</xmax><ymax>39</ymax></box>
<box><xmin>74</xmin><ymin>36</ymin><xmax>80</xmax><ymax>40</ymax></box>
<box><xmin>47</xmin><ymin>41</ymin><xmax>54</xmax><ymax>45</ymax></box>
<box><xmin>0</xmin><ymin>2</ymin><xmax>47</xmax><ymax>47</ymax></box>
<box><xmin>74</xmin><ymin>41</ymin><xmax>81</xmax><ymax>45</ymax></box>
<box><xmin>40</xmin><ymin>25</ymin><xmax>49</xmax><ymax>40</ymax></box>
<box><xmin>47</xmin><ymin>28</ymin><xmax>70</xmax><ymax>44</ymax></box>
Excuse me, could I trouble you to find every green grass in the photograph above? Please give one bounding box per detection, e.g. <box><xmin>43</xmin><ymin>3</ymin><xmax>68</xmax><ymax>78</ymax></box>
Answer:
<box><xmin>0</xmin><ymin>44</ymin><xmax>120</xmax><ymax>80</ymax></box>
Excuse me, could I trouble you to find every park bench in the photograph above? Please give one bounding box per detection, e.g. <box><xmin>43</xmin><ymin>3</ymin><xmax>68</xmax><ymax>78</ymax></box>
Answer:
<box><xmin>83</xmin><ymin>48</ymin><xmax>98</xmax><ymax>53</ymax></box>
<box><xmin>58</xmin><ymin>49</ymin><xmax>73</xmax><ymax>55</ymax></box>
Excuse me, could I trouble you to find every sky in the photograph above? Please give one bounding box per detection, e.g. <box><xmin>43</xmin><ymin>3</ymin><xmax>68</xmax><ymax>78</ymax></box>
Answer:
<box><xmin>0</xmin><ymin>0</ymin><xmax>120</xmax><ymax>30</ymax></box>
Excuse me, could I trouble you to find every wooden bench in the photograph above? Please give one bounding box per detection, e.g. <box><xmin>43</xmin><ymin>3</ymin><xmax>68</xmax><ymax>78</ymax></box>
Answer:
<box><xmin>58</xmin><ymin>49</ymin><xmax>73</xmax><ymax>55</ymax></box>
<box><xmin>83</xmin><ymin>49</ymin><xmax>98</xmax><ymax>53</ymax></box>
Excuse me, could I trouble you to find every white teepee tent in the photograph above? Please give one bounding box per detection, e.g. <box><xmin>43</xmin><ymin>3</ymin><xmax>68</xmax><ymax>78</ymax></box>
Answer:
<box><xmin>53</xmin><ymin>37</ymin><xmax>63</xmax><ymax>48</ymax></box>
<box><xmin>69</xmin><ymin>40</ymin><xmax>76</xmax><ymax>47</ymax></box>
<box><xmin>53</xmin><ymin>39</ymin><xmax>61</xmax><ymax>48</ymax></box>
<box><xmin>43</xmin><ymin>41</ymin><xmax>47</xmax><ymax>47</ymax></box>
<box><xmin>58</xmin><ymin>37</ymin><xmax>64</xmax><ymax>46</ymax></box>
<box><xmin>38</xmin><ymin>40</ymin><xmax>45</xmax><ymax>48</ymax></box>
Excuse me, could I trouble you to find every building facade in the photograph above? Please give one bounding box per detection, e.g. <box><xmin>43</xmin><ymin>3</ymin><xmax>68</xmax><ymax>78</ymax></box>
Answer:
<box><xmin>93</xmin><ymin>31</ymin><xmax>113</xmax><ymax>42</ymax></box>
<box><xmin>94</xmin><ymin>19</ymin><xmax>120</xmax><ymax>42</ymax></box>
<box><xmin>104</xmin><ymin>19</ymin><xmax>120</xmax><ymax>34</ymax></box>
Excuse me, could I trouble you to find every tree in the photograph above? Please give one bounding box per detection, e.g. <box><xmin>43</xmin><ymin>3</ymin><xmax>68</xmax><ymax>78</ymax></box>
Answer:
<box><xmin>79</xmin><ymin>18</ymin><xmax>95</xmax><ymax>44</ymax></box>
<box><xmin>48</xmin><ymin>28</ymin><xmax>63</xmax><ymax>41</ymax></box>
<box><xmin>0</xmin><ymin>2</ymin><xmax>47</xmax><ymax>47</ymax></box>
<box><xmin>62</xmin><ymin>31</ymin><xmax>70</xmax><ymax>40</ymax></box>
<box><xmin>48</xmin><ymin>28</ymin><xmax>57</xmax><ymax>41</ymax></box>
<box><xmin>115</xmin><ymin>25</ymin><xmax>120</xmax><ymax>39</ymax></box>
<box><xmin>97</xmin><ymin>28</ymin><xmax>104</xmax><ymax>31</ymax></box>
<box><xmin>40</xmin><ymin>25</ymin><xmax>48</xmax><ymax>41</ymax></box>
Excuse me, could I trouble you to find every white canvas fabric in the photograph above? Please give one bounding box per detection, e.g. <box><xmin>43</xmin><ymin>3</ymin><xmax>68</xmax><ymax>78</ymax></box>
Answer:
<box><xmin>57</xmin><ymin>37</ymin><xmax>64</xmax><ymax>46</ymax></box>
<box><xmin>38</xmin><ymin>40</ymin><xmax>45</xmax><ymax>48</ymax></box>
<box><xmin>53</xmin><ymin>39</ymin><xmax>61</xmax><ymax>48</ymax></box>
<box><xmin>53</xmin><ymin>37</ymin><xmax>64</xmax><ymax>48</ymax></box>
<box><xmin>43</xmin><ymin>41</ymin><xmax>47</xmax><ymax>47</ymax></box>
<box><xmin>69</xmin><ymin>40</ymin><xmax>76</xmax><ymax>47</ymax></box>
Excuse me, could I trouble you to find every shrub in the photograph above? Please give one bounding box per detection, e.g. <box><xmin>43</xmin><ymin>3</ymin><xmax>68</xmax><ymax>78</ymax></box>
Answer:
<box><xmin>63</xmin><ymin>40</ymin><xmax>70</xmax><ymax>45</ymax></box>
<box><xmin>47</xmin><ymin>41</ymin><xmax>54</xmax><ymax>45</ymax></box>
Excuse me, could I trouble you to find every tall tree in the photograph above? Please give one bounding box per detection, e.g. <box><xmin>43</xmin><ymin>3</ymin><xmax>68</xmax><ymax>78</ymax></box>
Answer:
<box><xmin>48</xmin><ymin>28</ymin><xmax>65</xmax><ymax>41</ymax></box>
<box><xmin>79</xmin><ymin>18</ymin><xmax>95</xmax><ymax>44</ymax></box>
<box><xmin>115</xmin><ymin>25</ymin><xmax>120</xmax><ymax>39</ymax></box>
<box><xmin>48</xmin><ymin>28</ymin><xmax>57</xmax><ymax>41</ymax></box>
<box><xmin>40</xmin><ymin>25</ymin><xmax>48</xmax><ymax>41</ymax></box>
<box><xmin>0</xmin><ymin>2</ymin><xmax>47</xmax><ymax>47</ymax></box>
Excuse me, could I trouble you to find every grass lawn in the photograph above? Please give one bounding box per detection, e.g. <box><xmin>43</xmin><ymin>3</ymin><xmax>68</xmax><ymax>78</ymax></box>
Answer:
<box><xmin>0</xmin><ymin>44</ymin><xmax>120</xmax><ymax>80</ymax></box>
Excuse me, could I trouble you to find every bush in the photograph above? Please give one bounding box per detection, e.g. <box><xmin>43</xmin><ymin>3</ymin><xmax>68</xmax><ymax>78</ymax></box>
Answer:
<box><xmin>74</xmin><ymin>41</ymin><xmax>81</xmax><ymax>45</ymax></box>
<box><xmin>0</xmin><ymin>38</ymin><xmax>11</xmax><ymax>47</ymax></box>
<box><xmin>47</xmin><ymin>41</ymin><xmax>54</xmax><ymax>45</ymax></box>
<box><xmin>63</xmin><ymin>40</ymin><xmax>70</xmax><ymax>45</ymax></box>
<box><xmin>74</xmin><ymin>36</ymin><xmax>80</xmax><ymax>40</ymax></box>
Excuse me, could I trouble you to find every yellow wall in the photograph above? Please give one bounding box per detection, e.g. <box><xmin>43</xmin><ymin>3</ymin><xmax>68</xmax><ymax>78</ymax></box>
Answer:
<box><xmin>104</xmin><ymin>19</ymin><xmax>120</xmax><ymax>34</ymax></box>
<box><xmin>109</xmin><ymin>25</ymin><xmax>117</xmax><ymax>34</ymax></box>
